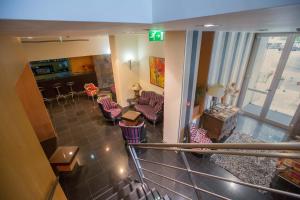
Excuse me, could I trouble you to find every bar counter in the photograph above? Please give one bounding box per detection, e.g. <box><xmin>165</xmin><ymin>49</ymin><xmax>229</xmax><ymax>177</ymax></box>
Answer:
<box><xmin>37</xmin><ymin>71</ymin><xmax>98</xmax><ymax>99</ymax></box>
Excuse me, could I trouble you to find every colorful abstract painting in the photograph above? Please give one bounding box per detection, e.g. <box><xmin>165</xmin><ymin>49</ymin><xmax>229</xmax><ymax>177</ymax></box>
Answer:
<box><xmin>149</xmin><ymin>56</ymin><xmax>165</xmax><ymax>88</ymax></box>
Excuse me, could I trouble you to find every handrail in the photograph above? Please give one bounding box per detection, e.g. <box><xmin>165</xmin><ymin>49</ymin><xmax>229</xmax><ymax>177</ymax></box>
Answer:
<box><xmin>142</xmin><ymin>168</ymin><xmax>231</xmax><ymax>200</ymax></box>
<box><xmin>129</xmin><ymin>142</ymin><xmax>300</xmax><ymax>150</ymax></box>
<box><xmin>138</xmin><ymin>158</ymin><xmax>300</xmax><ymax>199</ymax></box>
<box><xmin>127</xmin><ymin>142</ymin><xmax>300</xmax><ymax>200</ymax></box>
<box><xmin>133</xmin><ymin>147</ymin><xmax>300</xmax><ymax>159</ymax></box>
<box><xmin>47</xmin><ymin>177</ymin><xmax>59</xmax><ymax>200</ymax></box>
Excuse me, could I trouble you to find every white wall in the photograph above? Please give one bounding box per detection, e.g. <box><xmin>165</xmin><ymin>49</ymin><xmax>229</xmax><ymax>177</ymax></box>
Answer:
<box><xmin>163</xmin><ymin>31</ymin><xmax>186</xmax><ymax>143</ymax></box>
<box><xmin>22</xmin><ymin>36</ymin><xmax>111</xmax><ymax>61</ymax></box>
<box><xmin>137</xmin><ymin>34</ymin><xmax>164</xmax><ymax>94</ymax></box>
<box><xmin>110</xmin><ymin>33</ymin><xmax>165</xmax><ymax>107</ymax></box>
<box><xmin>109</xmin><ymin>35</ymin><xmax>139</xmax><ymax>107</ymax></box>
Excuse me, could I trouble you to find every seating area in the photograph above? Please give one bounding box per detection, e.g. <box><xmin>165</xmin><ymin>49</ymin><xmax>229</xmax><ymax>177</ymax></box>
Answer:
<box><xmin>96</xmin><ymin>90</ymin><xmax>163</xmax><ymax>144</ymax></box>
<box><xmin>97</xmin><ymin>96</ymin><xmax>122</xmax><ymax>125</ymax></box>
<box><xmin>134</xmin><ymin>91</ymin><xmax>164</xmax><ymax>126</ymax></box>
<box><xmin>119</xmin><ymin>120</ymin><xmax>146</xmax><ymax>144</ymax></box>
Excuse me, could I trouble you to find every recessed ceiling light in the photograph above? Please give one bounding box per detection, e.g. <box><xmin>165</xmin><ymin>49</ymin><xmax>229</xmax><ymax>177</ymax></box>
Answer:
<box><xmin>195</xmin><ymin>24</ymin><xmax>219</xmax><ymax>28</ymax></box>
<box><xmin>203</xmin><ymin>24</ymin><xmax>217</xmax><ymax>28</ymax></box>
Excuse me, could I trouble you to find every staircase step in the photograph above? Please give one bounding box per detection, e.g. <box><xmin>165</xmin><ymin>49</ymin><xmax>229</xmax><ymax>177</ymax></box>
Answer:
<box><xmin>136</xmin><ymin>185</ymin><xmax>145</xmax><ymax>198</ymax></box>
<box><xmin>93</xmin><ymin>177</ymin><xmax>166</xmax><ymax>200</ymax></box>
<box><xmin>146</xmin><ymin>191</ymin><xmax>154</xmax><ymax>200</ymax></box>
<box><xmin>151</xmin><ymin>188</ymin><xmax>161</xmax><ymax>200</ymax></box>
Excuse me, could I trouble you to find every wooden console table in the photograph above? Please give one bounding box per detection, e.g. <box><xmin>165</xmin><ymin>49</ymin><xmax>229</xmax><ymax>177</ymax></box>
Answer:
<box><xmin>202</xmin><ymin>106</ymin><xmax>239</xmax><ymax>142</ymax></box>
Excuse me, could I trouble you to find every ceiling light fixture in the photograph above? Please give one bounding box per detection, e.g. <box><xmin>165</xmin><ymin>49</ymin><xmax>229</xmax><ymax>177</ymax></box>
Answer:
<box><xmin>203</xmin><ymin>24</ymin><xmax>217</xmax><ymax>28</ymax></box>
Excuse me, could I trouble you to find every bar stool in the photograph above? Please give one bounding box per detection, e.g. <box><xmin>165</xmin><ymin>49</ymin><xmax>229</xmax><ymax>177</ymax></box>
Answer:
<box><xmin>52</xmin><ymin>83</ymin><xmax>67</xmax><ymax>105</ymax></box>
<box><xmin>66</xmin><ymin>81</ymin><xmax>77</xmax><ymax>103</ymax></box>
<box><xmin>38</xmin><ymin>86</ymin><xmax>52</xmax><ymax>107</ymax></box>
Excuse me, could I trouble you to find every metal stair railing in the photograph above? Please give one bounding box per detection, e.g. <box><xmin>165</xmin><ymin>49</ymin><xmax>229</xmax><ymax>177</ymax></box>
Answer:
<box><xmin>128</xmin><ymin>142</ymin><xmax>300</xmax><ymax>200</ymax></box>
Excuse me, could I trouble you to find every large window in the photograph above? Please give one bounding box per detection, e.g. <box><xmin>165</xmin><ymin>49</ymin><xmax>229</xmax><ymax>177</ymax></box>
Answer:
<box><xmin>239</xmin><ymin>34</ymin><xmax>300</xmax><ymax>128</ymax></box>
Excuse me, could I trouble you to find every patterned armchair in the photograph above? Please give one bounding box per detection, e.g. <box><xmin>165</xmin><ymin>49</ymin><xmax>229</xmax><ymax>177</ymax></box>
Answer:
<box><xmin>84</xmin><ymin>83</ymin><xmax>98</xmax><ymax>103</ymax></box>
<box><xmin>134</xmin><ymin>91</ymin><xmax>164</xmax><ymax>126</ymax></box>
<box><xmin>119</xmin><ymin>121</ymin><xmax>146</xmax><ymax>144</ymax></box>
<box><xmin>188</xmin><ymin>122</ymin><xmax>212</xmax><ymax>144</ymax></box>
<box><xmin>97</xmin><ymin>96</ymin><xmax>122</xmax><ymax>125</ymax></box>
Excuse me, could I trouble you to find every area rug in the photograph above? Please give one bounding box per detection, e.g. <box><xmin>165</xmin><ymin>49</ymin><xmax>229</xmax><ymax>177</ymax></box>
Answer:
<box><xmin>210</xmin><ymin>132</ymin><xmax>277</xmax><ymax>189</ymax></box>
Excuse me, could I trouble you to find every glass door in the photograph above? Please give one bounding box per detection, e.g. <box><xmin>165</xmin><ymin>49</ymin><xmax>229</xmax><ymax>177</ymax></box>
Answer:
<box><xmin>240</xmin><ymin>33</ymin><xmax>300</xmax><ymax>128</ymax></box>
<box><xmin>266</xmin><ymin>36</ymin><xmax>300</xmax><ymax>126</ymax></box>
<box><xmin>241</xmin><ymin>35</ymin><xmax>287</xmax><ymax>116</ymax></box>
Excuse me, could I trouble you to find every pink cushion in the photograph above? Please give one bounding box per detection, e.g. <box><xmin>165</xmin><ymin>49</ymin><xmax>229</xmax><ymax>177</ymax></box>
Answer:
<box><xmin>110</xmin><ymin>108</ymin><xmax>121</xmax><ymax>118</ymax></box>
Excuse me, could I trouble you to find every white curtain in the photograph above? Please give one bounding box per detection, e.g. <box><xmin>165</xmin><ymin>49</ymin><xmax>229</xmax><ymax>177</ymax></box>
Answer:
<box><xmin>206</xmin><ymin>32</ymin><xmax>255</xmax><ymax>108</ymax></box>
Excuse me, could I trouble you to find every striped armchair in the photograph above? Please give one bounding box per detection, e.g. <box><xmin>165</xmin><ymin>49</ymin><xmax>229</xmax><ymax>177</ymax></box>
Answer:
<box><xmin>119</xmin><ymin>121</ymin><xmax>146</xmax><ymax>144</ymax></box>
<box><xmin>134</xmin><ymin>91</ymin><xmax>164</xmax><ymax>126</ymax></box>
<box><xmin>97</xmin><ymin>96</ymin><xmax>121</xmax><ymax>125</ymax></box>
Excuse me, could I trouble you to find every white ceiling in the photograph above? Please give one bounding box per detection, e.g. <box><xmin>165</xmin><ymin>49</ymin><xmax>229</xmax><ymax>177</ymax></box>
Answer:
<box><xmin>161</xmin><ymin>4</ymin><xmax>300</xmax><ymax>32</ymax></box>
<box><xmin>0</xmin><ymin>4</ymin><xmax>300</xmax><ymax>38</ymax></box>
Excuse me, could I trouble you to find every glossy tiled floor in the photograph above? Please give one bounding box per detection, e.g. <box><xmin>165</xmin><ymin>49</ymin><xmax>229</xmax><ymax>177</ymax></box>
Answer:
<box><xmin>47</xmin><ymin>97</ymin><xmax>293</xmax><ymax>200</ymax></box>
<box><xmin>48</xmin><ymin>97</ymin><xmax>163</xmax><ymax>200</ymax></box>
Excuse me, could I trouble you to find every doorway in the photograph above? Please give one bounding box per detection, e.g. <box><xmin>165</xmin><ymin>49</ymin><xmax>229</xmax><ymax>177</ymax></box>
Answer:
<box><xmin>239</xmin><ymin>33</ymin><xmax>300</xmax><ymax>129</ymax></box>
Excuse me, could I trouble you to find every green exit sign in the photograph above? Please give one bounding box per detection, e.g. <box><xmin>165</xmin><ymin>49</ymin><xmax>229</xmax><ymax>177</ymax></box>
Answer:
<box><xmin>148</xmin><ymin>30</ymin><xmax>165</xmax><ymax>41</ymax></box>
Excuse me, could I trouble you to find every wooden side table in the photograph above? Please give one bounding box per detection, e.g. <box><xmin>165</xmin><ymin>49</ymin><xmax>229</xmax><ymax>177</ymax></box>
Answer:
<box><xmin>202</xmin><ymin>107</ymin><xmax>239</xmax><ymax>142</ymax></box>
<box><xmin>121</xmin><ymin>110</ymin><xmax>141</xmax><ymax>126</ymax></box>
<box><xmin>50</xmin><ymin>146</ymin><xmax>79</xmax><ymax>172</ymax></box>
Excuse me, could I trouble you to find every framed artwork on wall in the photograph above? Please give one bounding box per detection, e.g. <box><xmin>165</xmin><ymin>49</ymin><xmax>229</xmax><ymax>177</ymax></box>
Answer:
<box><xmin>149</xmin><ymin>56</ymin><xmax>165</xmax><ymax>88</ymax></box>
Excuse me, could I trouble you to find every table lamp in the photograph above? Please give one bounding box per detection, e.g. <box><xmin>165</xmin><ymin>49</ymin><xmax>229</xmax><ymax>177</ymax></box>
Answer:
<box><xmin>131</xmin><ymin>83</ymin><xmax>142</xmax><ymax>99</ymax></box>
<box><xmin>207</xmin><ymin>84</ymin><xmax>225</xmax><ymax>110</ymax></box>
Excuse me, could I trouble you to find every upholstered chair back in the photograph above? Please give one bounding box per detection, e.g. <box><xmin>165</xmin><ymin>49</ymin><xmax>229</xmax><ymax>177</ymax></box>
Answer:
<box><xmin>119</xmin><ymin>121</ymin><xmax>145</xmax><ymax>144</ymax></box>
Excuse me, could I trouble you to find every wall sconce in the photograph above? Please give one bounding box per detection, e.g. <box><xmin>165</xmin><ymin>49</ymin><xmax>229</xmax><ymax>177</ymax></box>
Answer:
<box><xmin>125</xmin><ymin>53</ymin><xmax>134</xmax><ymax>70</ymax></box>
<box><xmin>128</xmin><ymin>59</ymin><xmax>132</xmax><ymax>70</ymax></box>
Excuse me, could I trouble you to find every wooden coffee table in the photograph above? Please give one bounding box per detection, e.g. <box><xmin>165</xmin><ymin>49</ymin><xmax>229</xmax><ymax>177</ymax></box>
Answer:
<box><xmin>122</xmin><ymin>110</ymin><xmax>141</xmax><ymax>126</ymax></box>
<box><xmin>50</xmin><ymin>146</ymin><xmax>79</xmax><ymax>172</ymax></box>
